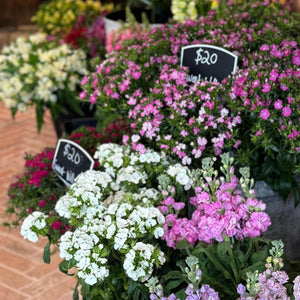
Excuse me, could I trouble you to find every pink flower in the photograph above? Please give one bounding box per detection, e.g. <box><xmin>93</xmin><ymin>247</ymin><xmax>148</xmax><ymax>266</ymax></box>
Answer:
<box><xmin>79</xmin><ymin>90</ymin><xmax>86</xmax><ymax>100</ymax></box>
<box><xmin>288</xmin><ymin>130</ymin><xmax>299</xmax><ymax>139</ymax></box>
<box><xmin>51</xmin><ymin>221</ymin><xmax>62</xmax><ymax>230</ymax></box>
<box><xmin>38</xmin><ymin>200</ymin><xmax>46</xmax><ymax>207</ymax></box>
<box><xmin>260</xmin><ymin>44</ymin><xmax>269</xmax><ymax>51</ymax></box>
<box><xmin>274</xmin><ymin>99</ymin><xmax>283</xmax><ymax>109</ymax></box>
<box><xmin>293</xmin><ymin>55</ymin><xmax>300</xmax><ymax>66</ymax></box>
<box><xmin>262</xmin><ymin>83</ymin><xmax>271</xmax><ymax>93</ymax></box>
<box><xmin>80</xmin><ymin>76</ymin><xmax>89</xmax><ymax>85</ymax></box>
<box><xmin>255</xmin><ymin>130</ymin><xmax>262</xmax><ymax>137</ymax></box>
<box><xmin>172</xmin><ymin>202</ymin><xmax>185</xmax><ymax>211</ymax></box>
<box><xmin>282</xmin><ymin>106</ymin><xmax>292</xmax><ymax>117</ymax></box>
<box><xmin>260</xmin><ymin>109</ymin><xmax>270</xmax><ymax>120</ymax></box>
<box><xmin>89</xmin><ymin>94</ymin><xmax>97</xmax><ymax>103</ymax></box>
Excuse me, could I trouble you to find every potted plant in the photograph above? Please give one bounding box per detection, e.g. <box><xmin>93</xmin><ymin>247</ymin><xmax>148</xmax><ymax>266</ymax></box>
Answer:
<box><xmin>17</xmin><ymin>145</ymin><xmax>300</xmax><ymax>299</ymax></box>
<box><xmin>31</xmin><ymin>0</ymin><xmax>114</xmax><ymax>59</ymax></box>
<box><xmin>0</xmin><ymin>32</ymin><xmax>89</xmax><ymax>133</ymax></box>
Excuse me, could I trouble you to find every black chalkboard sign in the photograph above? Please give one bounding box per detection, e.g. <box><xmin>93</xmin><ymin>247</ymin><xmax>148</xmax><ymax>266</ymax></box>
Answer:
<box><xmin>52</xmin><ymin>139</ymin><xmax>94</xmax><ymax>187</ymax></box>
<box><xmin>180</xmin><ymin>44</ymin><xmax>238</xmax><ymax>84</ymax></box>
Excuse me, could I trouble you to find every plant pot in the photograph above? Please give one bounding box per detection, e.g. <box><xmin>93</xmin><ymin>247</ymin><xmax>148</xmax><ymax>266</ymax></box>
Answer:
<box><xmin>254</xmin><ymin>180</ymin><xmax>300</xmax><ymax>260</ymax></box>
<box><xmin>53</xmin><ymin>102</ymin><xmax>97</xmax><ymax>138</ymax></box>
<box><xmin>104</xmin><ymin>7</ymin><xmax>172</xmax><ymax>39</ymax></box>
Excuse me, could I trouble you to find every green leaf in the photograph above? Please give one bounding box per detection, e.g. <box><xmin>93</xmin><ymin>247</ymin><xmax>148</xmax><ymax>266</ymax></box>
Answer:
<box><xmin>161</xmin><ymin>270</ymin><xmax>185</xmax><ymax>281</ymax></box>
<box><xmin>240</xmin><ymin>261</ymin><xmax>266</xmax><ymax>280</ymax></box>
<box><xmin>73</xmin><ymin>281</ymin><xmax>79</xmax><ymax>300</ymax></box>
<box><xmin>81</xmin><ymin>282</ymin><xmax>91</xmax><ymax>297</ymax></box>
<box><xmin>175</xmin><ymin>239</ymin><xmax>193</xmax><ymax>250</ymax></box>
<box><xmin>59</xmin><ymin>259</ymin><xmax>76</xmax><ymax>275</ymax></box>
<box><xmin>233</xmin><ymin>249</ymin><xmax>247</xmax><ymax>270</ymax></box>
<box><xmin>43</xmin><ymin>242</ymin><xmax>50</xmax><ymax>264</ymax></box>
<box><xmin>166</xmin><ymin>279</ymin><xmax>183</xmax><ymax>290</ymax></box>
<box><xmin>35</xmin><ymin>103</ymin><xmax>45</xmax><ymax>132</ymax></box>
<box><xmin>192</xmin><ymin>244</ymin><xmax>232</xmax><ymax>280</ymax></box>
<box><xmin>216</xmin><ymin>242</ymin><xmax>231</xmax><ymax>267</ymax></box>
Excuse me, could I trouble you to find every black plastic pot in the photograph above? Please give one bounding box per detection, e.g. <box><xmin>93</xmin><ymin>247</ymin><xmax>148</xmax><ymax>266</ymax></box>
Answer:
<box><xmin>105</xmin><ymin>7</ymin><xmax>172</xmax><ymax>24</ymax></box>
<box><xmin>53</xmin><ymin>102</ymin><xmax>97</xmax><ymax>138</ymax></box>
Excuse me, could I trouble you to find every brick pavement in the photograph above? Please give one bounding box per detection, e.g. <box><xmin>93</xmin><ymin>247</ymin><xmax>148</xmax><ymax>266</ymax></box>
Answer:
<box><xmin>0</xmin><ymin>103</ymin><xmax>79</xmax><ymax>300</ymax></box>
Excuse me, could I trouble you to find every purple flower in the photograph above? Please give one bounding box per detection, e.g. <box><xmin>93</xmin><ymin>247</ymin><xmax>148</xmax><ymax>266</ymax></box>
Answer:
<box><xmin>237</xmin><ymin>284</ymin><xmax>246</xmax><ymax>295</ymax></box>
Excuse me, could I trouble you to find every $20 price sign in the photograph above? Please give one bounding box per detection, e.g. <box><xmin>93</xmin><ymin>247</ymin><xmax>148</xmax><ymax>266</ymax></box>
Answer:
<box><xmin>52</xmin><ymin>139</ymin><xmax>94</xmax><ymax>187</ymax></box>
<box><xmin>180</xmin><ymin>44</ymin><xmax>238</xmax><ymax>84</ymax></box>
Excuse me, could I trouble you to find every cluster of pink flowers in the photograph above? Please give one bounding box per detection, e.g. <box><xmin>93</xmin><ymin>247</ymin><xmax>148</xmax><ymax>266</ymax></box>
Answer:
<box><xmin>24</xmin><ymin>149</ymin><xmax>54</xmax><ymax>187</ymax></box>
<box><xmin>161</xmin><ymin>173</ymin><xmax>271</xmax><ymax>248</ymax></box>
<box><xmin>106</xmin><ymin>24</ymin><xmax>143</xmax><ymax>54</ymax></box>
<box><xmin>81</xmin><ymin>1</ymin><xmax>299</xmax><ymax>166</ymax></box>
<box><xmin>227</xmin><ymin>40</ymin><xmax>300</xmax><ymax>152</ymax></box>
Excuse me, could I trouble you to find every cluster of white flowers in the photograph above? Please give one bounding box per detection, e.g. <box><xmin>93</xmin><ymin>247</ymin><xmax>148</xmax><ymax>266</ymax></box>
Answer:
<box><xmin>55</xmin><ymin>144</ymin><xmax>197</xmax><ymax>286</ymax></box>
<box><xmin>55</xmin><ymin>170</ymin><xmax>112</xmax><ymax>219</ymax></box>
<box><xmin>59</xmin><ymin>228</ymin><xmax>109</xmax><ymax>285</ymax></box>
<box><xmin>0</xmin><ymin>32</ymin><xmax>86</xmax><ymax>112</ymax></box>
<box><xmin>58</xmin><ymin>186</ymin><xmax>165</xmax><ymax>284</ymax></box>
<box><xmin>20</xmin><ymin>211</ymin><xmax>48</xmax><ymax>242</ymax></box>
<box><xmin>123</xmin><ymin>242</ymin><xmax>166</xmax><ymax>282</ymax></box>
<box><xmin>167</xmin><ymin>164</ymin><xmax>193</xmax><ymax>190</ymax></box>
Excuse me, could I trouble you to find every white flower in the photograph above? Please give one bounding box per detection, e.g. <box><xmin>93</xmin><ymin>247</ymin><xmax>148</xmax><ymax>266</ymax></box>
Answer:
<box><xmin>154</xmin><ymin>227</ymin><xmax>164</xmax><ymax>238</ymax></box>
<box><xmin>20</xmin><ymin>211</ymin><xmax>48</xmax><ymax>243</ymax></box>
<box><xmin>123</xmin><ymin>242</ymin><xmax>165</xmax><ymax>282</ymax></box>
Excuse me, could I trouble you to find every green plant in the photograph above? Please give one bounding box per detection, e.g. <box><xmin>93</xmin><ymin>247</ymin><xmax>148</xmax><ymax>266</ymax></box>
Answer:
<box><xmin>0</xmin><ymin>32</ymin><xmax>87</xmax><ymax>131</ymax></box>
<box><xmin>31</xmin><ymin>0</ymin><xmax>113</xmax><ymax>35</ymax></box>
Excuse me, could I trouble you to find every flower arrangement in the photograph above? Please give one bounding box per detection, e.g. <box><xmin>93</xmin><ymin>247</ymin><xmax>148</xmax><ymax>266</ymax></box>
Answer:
<box><xmin>81</xmin><ymin>0</ymin><xmax>300</xmax><ymax>203</ymax></box>
<box><xmin>18</xmin><ymin>144</ymin><xmax>300</xmax><ymax>299</ymax></box>
<box><xmin>4</xmin><ymin>122</ymin><xmax>128</xmax><ymax>231</ymax></box>
<box><xmin>0</xmin><ymin>32</ymin><xmax>87</xmax><ymax>131</ymax></box>
<box><xmin>31</xmin><ymin>0</ymin><xmax>113</xmax><ymax>36</ymax></box>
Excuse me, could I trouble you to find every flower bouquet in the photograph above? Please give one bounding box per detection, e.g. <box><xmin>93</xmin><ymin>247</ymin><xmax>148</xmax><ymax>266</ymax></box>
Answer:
<box><xmin>81</xmin><ymin>0</ymin><xmax>300</xmax><ymax>204</ymax></box>
<box><xmin>0</xmin><ymin>32</ymin><xmax>87</xmax><ymax>131</ymax></box>
<box><xmin>18</xmin><ymin>144</ymin><xmax>300</xmax><ymax>299</ymax></box>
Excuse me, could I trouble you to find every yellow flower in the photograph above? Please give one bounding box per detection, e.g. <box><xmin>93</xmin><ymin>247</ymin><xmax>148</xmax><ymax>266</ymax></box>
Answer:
<box><xmin>210</xmin><ymin>0</ymin><xmax>219</xmax><ymax>9</ymax></box>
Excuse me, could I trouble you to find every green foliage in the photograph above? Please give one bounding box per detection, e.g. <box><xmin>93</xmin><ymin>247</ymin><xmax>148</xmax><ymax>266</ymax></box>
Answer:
<box><xmin>187</xmin><ymin>237</ymin><xmax>272</xmax><ymax>299</ymax></box>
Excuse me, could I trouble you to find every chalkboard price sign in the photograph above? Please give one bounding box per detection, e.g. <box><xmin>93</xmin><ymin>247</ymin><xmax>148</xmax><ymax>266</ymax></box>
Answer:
<box><xmin>180</xmin><ymin>44</ymin><xmax>238</xmax><ymax>83</ymax></box>
<box><xmin>52</xmin><ymin>139</ymin><xmax>94</xmax><ymax>187</ymax></box>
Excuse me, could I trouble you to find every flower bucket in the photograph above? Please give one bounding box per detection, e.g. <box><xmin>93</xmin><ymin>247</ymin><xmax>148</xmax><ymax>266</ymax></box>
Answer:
<box><xmin>254</xmin><ymin>180</ymin><xmax>300</xmax><ymax>260</ymax></box>
<box><xmin>104</xmin><ymin>8</ymin><xmax>172</xmax><ymax>39</ymax></box>
<box><xmin>53</xmin><ymin>102</ymin><xmax>97</xmax><ymax>138</ymax></box>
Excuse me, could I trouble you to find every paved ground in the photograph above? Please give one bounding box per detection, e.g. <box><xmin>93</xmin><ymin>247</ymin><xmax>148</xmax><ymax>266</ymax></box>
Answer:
<box><xmin>0</xmin><ymin>103</ymin><xmax>79</xmax><ymax>300</ymax></box>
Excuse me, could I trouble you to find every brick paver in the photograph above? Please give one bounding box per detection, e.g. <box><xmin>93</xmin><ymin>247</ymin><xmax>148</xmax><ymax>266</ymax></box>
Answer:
<box><xmin>0</xmin><ymin>103</ymin><xmax>79</xmax><ymax>300</ymax></box>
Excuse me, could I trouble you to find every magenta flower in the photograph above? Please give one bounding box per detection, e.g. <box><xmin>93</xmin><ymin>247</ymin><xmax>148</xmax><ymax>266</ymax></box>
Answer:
<box><xmin>274</xmin><ymin>99</ymin><xmax>283</xmax><ymax>109</ymax></box>
<box><xmin>262</xmin><ymin>83</ymin><xmax>271</xmax><ymax>93</ymax></box>
<box><xmin>282</xmin><ymin>106</ymin><xmax>292</xmax><ymax>117</ymax></box>
<box><xmin>293</xmin><ymin>55</ymin><xmax>300</xmax><ymax>66</ymax></box>
<box><xmin>38</xmin><ymin>200</ymin><xmax>46</xmax><ymax>207</ymax></box>
<box><xmin>51</xmin><ymin>221</ymin><xmax>62</xmax><ymax>230</ymax></box>
<box><xmin>260</xmin><ymin>44</ymin><xmax>269</xmax><ymax>51</ymax></box>
<box><xmin>260</xmin><ymin>109</ymin><xmax>270</xmax><ymax>120</ymax></box>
